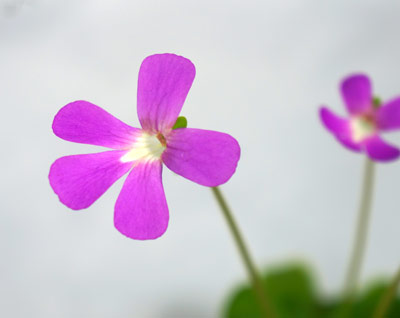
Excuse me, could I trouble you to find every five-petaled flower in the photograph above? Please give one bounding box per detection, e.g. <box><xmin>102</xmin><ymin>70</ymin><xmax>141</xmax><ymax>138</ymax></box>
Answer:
<box><xmin>49</xmin><ymin>54</ymin><xmax>240</xmax><ymax>240</ymax></box>
<box><xmin>320</xmin><ymin>74</ymin><xmax>400</xmax><ymax>162</ymax></box>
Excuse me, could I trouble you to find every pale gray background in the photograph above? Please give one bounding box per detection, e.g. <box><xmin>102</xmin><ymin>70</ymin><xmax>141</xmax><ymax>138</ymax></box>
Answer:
<box><xmin>1</xmin><ymin>0</ymin><xmax>400</xmax><ymax>317</ymax></box>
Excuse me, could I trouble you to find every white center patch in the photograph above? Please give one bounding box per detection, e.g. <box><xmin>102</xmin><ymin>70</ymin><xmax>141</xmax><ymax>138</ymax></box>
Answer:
<box><xmin>121</xmin><ymin>132</ymin><xmax>166</xmax><ymax>163</ymax></box>
<box><xmin>350</xmin><ymin>117</ymin><xmax>375</xmax><ymax>142</ymax></box>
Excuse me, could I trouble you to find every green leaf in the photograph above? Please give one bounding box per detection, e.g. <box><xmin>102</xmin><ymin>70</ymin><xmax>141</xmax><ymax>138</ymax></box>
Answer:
<box><xmin>353</xmin><ymin>281</ymin><xmax>400</xmax><ymax>318</ymax></box>
<box><xmin>224</xmin><ymin>263</ymin><xmax>317</xmax><ymax>318</ymax></box>
<box><xmin>264</xmin><ymin>264</ymin><xmax>317</xmax><ymax>318</ymax></box>
<box><xmin>313</xmin><ymin>298</ymin><xmax>343</xmax><ymax>318</ymax></box>
<box><xmin>224</xmin><ymin>265</ymin><xmax>400</xmax><ymax>318</ymax></box>
<box><xmin>295</xmin><ymin>280</ymin><xmax>400</xmax><ymax>318</ymax></box>
<box><xmin>225</xmin><ymin>286</ymin><xmax>261</xmax><ymax>318</ymax></box>
<box><xmin>172</xmin><ymin>116</ymin><xmax>187</xmax><ymax>129</ymax></box>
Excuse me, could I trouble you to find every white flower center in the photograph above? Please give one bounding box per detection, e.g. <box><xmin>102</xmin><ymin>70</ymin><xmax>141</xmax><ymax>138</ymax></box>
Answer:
<box><xmin>350</xmin><ymin>116</ymin><xmax>375</xmax><ymax>142</ymax></box>
<box><xmin>120</xmin><ymin>132</ymin><xmax>166</xmax><ymax>163</ymax></box>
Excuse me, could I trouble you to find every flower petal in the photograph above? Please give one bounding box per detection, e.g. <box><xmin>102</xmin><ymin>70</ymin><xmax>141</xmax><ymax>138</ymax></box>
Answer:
<box><xmin>319</xmin><ymin>107</ymin><xmax>362</xmax><ymax>151</ymax></box>
<box><xmin>114</xmin><ymin>160</ymin><xmax>169</xmax><ymax>240</ymax></box>
<box><xmin>376</xmin><ymin>97</ymin><xmax>400</xmax><ymax>131</ymax></box>
<box><xmin>341</xmin><ymin>74</ymin><xmax>372</xmax><ymax>115</ymax></box>
<box><xmin>162</xmin><ymin>128</ymin><xmax>240</xmax><ymax>187</ymax></box>
<box><xmin>49</xmin><ymin>151</ymin><xmax>133</xmax><ymax>210</ymax></box>
<box><xmin>364</xmin><ymin>135</ymin><xmax>400</xmax><ymax>162</ymax></box>
<box><xmin>53</xmin><ymin>101</ymin><xmax>140</xmax><ymax>149</ymax></box>
<box><xmin>137</xmin><ymin>54</ymin><xmax>195</xmax><ymax>134</ymax></box>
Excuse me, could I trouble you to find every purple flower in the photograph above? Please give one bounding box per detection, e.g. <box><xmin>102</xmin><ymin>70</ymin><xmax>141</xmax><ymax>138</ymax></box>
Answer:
<box><xmin>49</xmin><ymin>54</ymin><xmax>240</xmax><ymax>240</ymax></box>
<box><xmin>320</xmin><ymin>74</ymin><xmax>400</xmax><ymax>162</ymax></box>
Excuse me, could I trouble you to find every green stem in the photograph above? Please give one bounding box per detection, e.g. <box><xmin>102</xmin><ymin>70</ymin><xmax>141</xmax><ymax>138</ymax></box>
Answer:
<box><xmin>343</xmin><ymin>158</ymin><xmax>375</xmax><ymax>309</ymax></box>
<box><xmin>374</xmin><ymin>266</ymin><xmax>400</xmax><ymax>318</ymax></box>
<box><xmin>211</xmin><ymin>187</ymin><xmax>275</xmax><ymax>318</ymax></box>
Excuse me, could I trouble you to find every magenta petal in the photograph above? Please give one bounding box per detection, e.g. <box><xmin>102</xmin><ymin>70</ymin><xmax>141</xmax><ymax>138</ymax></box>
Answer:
<box><xmin>376</xmin><ymin>97</ymin><xmax>400</xmax><ymax>131</ymax></box>
<box><xmin>137</xmin><ymin>54</ymin><xmax>195</xmax><ymax>134</ymax></box>
<box><xmin>53</xmin><ymin>101</ymin><xmax>140</xmax><ymax>149</ymax></box>
<box><xmin>364</xmin><ymin>135</ymin><xmax>400</xmax><ymax>162</ymax></box>
<box><xmin>162</xmin><ymin>128</ymin><xmax>240</xmax><ymax>187</ymax></box>
<box><xmin>114</xmin><ymin>160</ymin><xmax>169</xmax><ymax>240</ymax></box>
<box><xmin>49</xmin><ymin>151</ymin><xmax>133</xmax><ymax>210</ymax></box>
<box><xmin>341</xmin><ymin>74</ymin><xmax>372</xmax><ymax>115</ymax></box>
<box><xmin>319</xmin><ymin>107</ymin><xmax>362</xmax><ymax>151</ymax></box>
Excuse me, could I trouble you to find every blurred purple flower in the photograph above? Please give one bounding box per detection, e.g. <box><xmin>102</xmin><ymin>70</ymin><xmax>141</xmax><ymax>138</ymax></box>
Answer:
<box><xmin>320</xmin><ymin>74</ymin><xmax>400</xmax><ymax>162</ymax></box>
<box><xmin>49</xmin><ymin>54</ymin><xmax>240</xmax><ymax>240</ymax></box>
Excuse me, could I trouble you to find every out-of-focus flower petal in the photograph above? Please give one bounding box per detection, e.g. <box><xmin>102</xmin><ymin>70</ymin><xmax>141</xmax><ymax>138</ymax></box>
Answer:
<box><xmin>114</xmin><ymin>160</ymin><xmax>168</xmax><ymax>240</ymax></box>
<box><xmin>364</xmin><ymin>135</ymin><xmax>400</xmax><ymax>162</ymax></box>
<box><xmin>53</xmin><ymin>101</ymin><xmax>140</xmax><ymax>149</ymax></box>
<box><xmin>341</xmin><ymin>74</ymin><xmax>372</xmax><ymax>115</ymax></box>
<box><xmin>137</xmin><ymin>54</ymin><xmax>195</xmax><ymax>134</ymax></box>
<box><xmin>376</xmin><ymin>97</ymin><xmax>400</xmax><ymax>131</ymax></box>
<box><xmin>49</xmin><ymin>151</ymin><xmax>133</xmax><ymax>210</ymax></box>
<box><xmin>162</xmin><ymin>128</ymin><xmax>240</xmax><ymax>187</ymax></box>
<box><xmin>319</xmin><ymin>107</ymin><xmax>362</xmax><ymax>151</ymax></box>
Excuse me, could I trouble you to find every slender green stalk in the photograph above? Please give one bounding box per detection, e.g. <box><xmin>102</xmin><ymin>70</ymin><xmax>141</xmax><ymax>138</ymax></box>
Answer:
<box><xmin>211</xmin><ymin>187</ymin><xmax>275</xmax><ymax>318</ymax></box>
<box><xmin>343</xmin><ymin>158</ymin><xmax>375</xmax><ymax>309</ymax></box>
<box><xmin>374</xmin><ymin>266</ymin><xmax>400</xmax><ymax>318</ymax></box>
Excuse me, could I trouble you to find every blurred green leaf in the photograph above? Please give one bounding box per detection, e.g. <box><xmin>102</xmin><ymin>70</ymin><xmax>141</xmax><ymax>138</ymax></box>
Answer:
<box><xmin>353</xmin><ymin>281</ymin><xmax>400</xmax><ymax>318</ymax></box>
<box><xmin>313</xmin><ymin>297</ymin><xmax>342</xmax><ymax>318</ymax></box>
<box><xmin>264</xmin><ymin>264</ymin><xmax>316</xmax><ymax>318</ymax></box>
<box><xmin>172</xmin><ymin>116</ymin><xmax>187</xmax><ymax>129</ymax></box>
<box><xmin>225</xmin><ymin>286</ymin><xmax>262</xmax><ymax>318</ymax></box>
<box><xmin>225</xmin><ymin>263</ymin><xmax>317</xmax><ymax>318</ymax></box>
<box><xmin>224</xmin><ymin>264</ymin><xmax>400</xmax><ymax>318</ymax></box>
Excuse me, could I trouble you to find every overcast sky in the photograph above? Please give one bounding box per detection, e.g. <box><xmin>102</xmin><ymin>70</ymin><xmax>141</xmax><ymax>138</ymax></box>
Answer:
<box><xmin>1</xmin><ymin>0</ymin><xmax>400</xmax><ymax>317</ymax></box>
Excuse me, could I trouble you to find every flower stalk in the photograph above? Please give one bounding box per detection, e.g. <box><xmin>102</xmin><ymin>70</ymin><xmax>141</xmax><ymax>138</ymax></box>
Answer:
<box><xmin>211</xmin><ymin>187</ymin><xmax>275</xmax><ymax>318</ymax></box>
<box><xmin>343</xmin><ymin>158</ymin><xmax>375</xmax><ymax>304</ymax></box>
